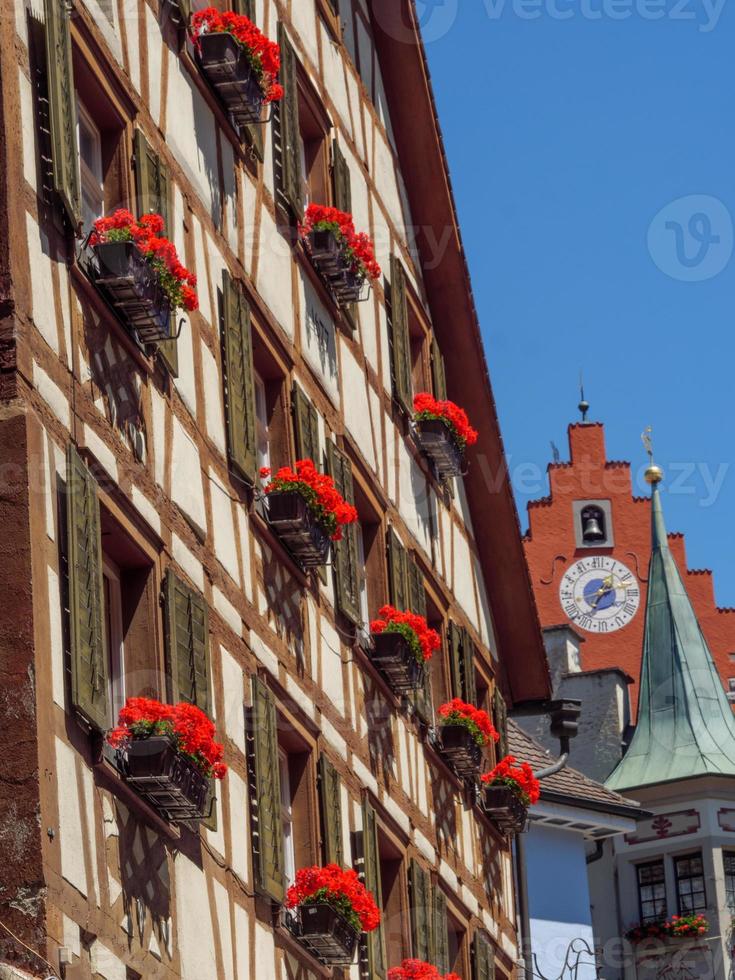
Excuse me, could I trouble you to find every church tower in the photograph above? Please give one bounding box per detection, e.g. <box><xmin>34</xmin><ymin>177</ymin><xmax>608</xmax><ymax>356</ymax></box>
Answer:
<box><xmin>523</xmin><ymin>410</ymin><xmax>735</xmax><ymax>709</ymax></box>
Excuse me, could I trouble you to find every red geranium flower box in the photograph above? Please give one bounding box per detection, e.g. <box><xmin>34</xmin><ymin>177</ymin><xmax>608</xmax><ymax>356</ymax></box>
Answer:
<box><xmin>481</xmin><ymin>784</ymin><xmax>528</xmax><ymax>835</ymax></box>
<box><xmin>190</xmin><ymin>9</ymin><xmax>283</xmax><ymax>129</ymax></box>
<box><xmin>108</xmin><ymin>698</ymin><xmax>227</xmax><ymax>823</ymax></box>
<box><xmin>389</xmin><ymin>960</ymin><xmax>462</xmax><ymax>980</ymax></box>
<box><xmin>90</xmin><ymin>210</ymin><xmax>197</xmax><ymax>345</ymax></box>
<box><xmin>369</xmin><ymin>605</ymin><xmax>441</xmax><ymax>695</ymax></box>
<box><xmin>286</xmin><ymin>864</ymin><xmax>381</xmax><ymax>967</ymax></box>
<box><xmin>481</xmin><ymin>754</ymin><xmax>540</xmax><ymax>833</ymax></box>
<box><xmin>301</xmin><ymin>206</ymin><xmax>381</xmax><ymax>308</ymax></box>
<box><xmin>412</xmin><ymin>393</ymin><xmax>478</xmax><ymax>480</ymax></box>
<box><xmin>437</xmin><ymin>699</ymin><xmax>499</xmax><ymax>778</ymax></box>
<box><xmin>262</xmin><ymin>460</ymin><xmax>358</xmax><ymax>569</ymax></box>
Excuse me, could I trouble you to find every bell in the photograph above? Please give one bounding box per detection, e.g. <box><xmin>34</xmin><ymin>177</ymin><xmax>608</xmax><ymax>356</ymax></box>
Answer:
<box><xmin>582</xmin><ymin>514</ymin><xmax>605</xmax><ymax>542</ymax></box>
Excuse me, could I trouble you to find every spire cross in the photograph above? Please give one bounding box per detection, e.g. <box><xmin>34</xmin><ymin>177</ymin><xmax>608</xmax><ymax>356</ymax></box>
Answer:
<box><xmin>578</xmin><ymin>372</ymin><xmax>589</xmax><ymax>422</ymax></box>
<box><xmin>642</xmin><ymin>426</ymin><xmax>663</xmax><ymax>485</ymax></box>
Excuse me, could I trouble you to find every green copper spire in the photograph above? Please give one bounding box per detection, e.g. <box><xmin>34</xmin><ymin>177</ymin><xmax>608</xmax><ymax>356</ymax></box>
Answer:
<box><xmin>607</xmin><ymin>479</ymin><xmax>735</xmax><ymax>792</ymax></box>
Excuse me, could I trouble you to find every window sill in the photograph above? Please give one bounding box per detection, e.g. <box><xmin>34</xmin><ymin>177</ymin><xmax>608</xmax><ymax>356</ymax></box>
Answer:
<box><xmin>93</xmin><ymin>747</ymin><xmax>181</xmax><ymax>842</ymax></box>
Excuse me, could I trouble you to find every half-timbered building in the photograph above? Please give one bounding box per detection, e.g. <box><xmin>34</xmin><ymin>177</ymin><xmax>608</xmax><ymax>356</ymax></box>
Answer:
<box><xmin>0</xmin><ymin>0</ymin><xmax>550</xmax><ymax>976</ymax></box>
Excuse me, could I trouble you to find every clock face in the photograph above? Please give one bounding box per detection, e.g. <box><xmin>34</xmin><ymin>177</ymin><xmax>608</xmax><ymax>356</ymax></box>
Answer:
<box><xmin>559</xmin><ymin>556</ymin><xmax>641</xmax><ymax>634</ymax></box>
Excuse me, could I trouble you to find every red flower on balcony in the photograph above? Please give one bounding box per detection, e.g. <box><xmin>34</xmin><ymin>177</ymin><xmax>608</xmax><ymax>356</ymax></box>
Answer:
<box><xmin>625</xmin><ymin>913</ymin><xmax>708</xmax><ymax>942</ymax></box>
<box><xmin>189</xmin><ymin>8</ymin><xmax>284</xmax><ymax>102</ymax></box>
<box><xmin>438</xmin><ymin>698</ymin><xmax>499</xmax><ymax>748</ymax></box>
<box><xmin>90</xmin><ymin>210</ymin><xmax>198</xmax><ymax>313</ymax></box>
<box><xmin>370</xmin><ymin>605</ymin><xmax>441</xmax><ymax>663</ymax></box>
<box><xmin>261</xmin><ymin>459</ymin><xmax>358</xmax><ymax>541</ymax></box>
<box><xmin>285</xmin><ymin>864</ymin><xmax>381</xmax><ymax>934</ymax></box>
<box><xmin>300</xmin><ymin>204</ymin><xmax>382</xmax><ymax>282</ymax></box>
<box><xmin>481</xmin><ymin>755</ymin><xmax>540</xmax><ymax>805</ymax></box>
<box><xmin>413</xmin><ymin>393</ymin><xmax>478</xmax><ymax>450</ymax></box>
<box><xmin>388</xmin><ymin>960</ymin><xmax>462</xmax><ymax>980</ymax></box>
<box><xmin>107</xmin><ymin>697</ymin><xmax>227</xmax><ymax>780</ymax></box>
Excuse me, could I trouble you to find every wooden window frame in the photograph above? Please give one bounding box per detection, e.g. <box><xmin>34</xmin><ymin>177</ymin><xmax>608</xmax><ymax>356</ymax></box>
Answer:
<box><xmin>251</xmin><ymin>321</ymin><xmax>290</xmax><ymax>480</ymax></box>
<box><xmin>297</xmin><ymin>67</ymin><xmax>333</xmax><ymax>207</ymax></box>
<box><xmin>674</xmin><ymin>852</ymin><xmax>707</xmax><ymax>916</ymax></box>
<box><xmin>636</xmin><ymin>859</ymin><xmax>667</xmax><ymax>925</ymax></box>
<box><xmin>275</xmin><ymin>689</ymin><xmax>320</xmax><ymax>877</ymax></box>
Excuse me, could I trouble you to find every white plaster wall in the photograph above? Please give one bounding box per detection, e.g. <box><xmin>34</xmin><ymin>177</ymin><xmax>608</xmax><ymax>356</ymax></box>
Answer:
<box><xmin>175</xmin><ymin>857</ymin><xmax>218</xmax><ymax>979</ymax></box>
<box><xmin>170</xmin><ymin>418</ymin><xmax>207</xmax><ymax>537</ymax></box>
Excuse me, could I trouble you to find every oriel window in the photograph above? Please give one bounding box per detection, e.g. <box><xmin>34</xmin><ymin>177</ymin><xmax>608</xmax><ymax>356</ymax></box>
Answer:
<box><xmin>675</xmin><ymin>853</ymin><xmax>706</xmax><ymax>915</ymax></box>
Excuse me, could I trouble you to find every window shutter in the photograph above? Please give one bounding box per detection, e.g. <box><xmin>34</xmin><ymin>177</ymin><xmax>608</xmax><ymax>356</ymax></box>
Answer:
<box><xmin>386</xmin><ymin>527</ymin><xmax>409</xmax><ymax>612</ymax></box>
<box><xmin>318</xmin><ymin>754</ymin><xmax>344</xmax><ymax>866</ymax></box>
<box><xmin>472</xmin><ymin>933</ymin><xmax>495</xmax><ymax>980</ymax></box>
<box><xmin>274</xmin><ymin>25</ymin><xmax>303</xmax><ymax>218</ymax></box>
<box><xmin>461</xmin><ymin>627</ymin><xmax>477</xmax><ymax>706</ymax></box>
<box><xmin>361</xmin><ymin>799</ymin><xmax>386</xmax><ymax>978</ymax></box>
<box><xmin>326</xmin><ymin>441</ymin><xmax>361</xmax><ymax>626</ymax></box>
<box><xmin>448</xmin><ymin>622</ymin><xmax>463</xmax><ymax>700</ymax></box>
<box><xmin>493</xmin><ymin>687</ymin><xmax>508</xmax><ymax>759</ymax></box>
<box><xmin>66</xmin><ymin>445</ymin><xmax>108</xmax><ymax>731</ymax></box>
<box><xmin>332</xmin><ymin>140</ymin><xmax>352</xmax><ymax>213</ymax></box>
<box><xmin>431</xmin><ymin>338</ymin><xmax>447</xmax><ymax>400</ymax></box>
<box><xmin>134</xmin><ymin>129</ymin><xmax>178</xmax><ymax>375</ymax></box>
<box><xmin>292</xmin><ymin>383</ymin><xmax>320</xmax><ymax>464</ymax></box>
<box><xmin>249</xmin><ymin>677</ymin><xmax>286</xmax><ymax>903</ymax></box>
<box><xmin>234</xmin><ymin>0</ymin><xmax>254</xmax><ymax>15</ymax></box>
<box><xmin>44</xmin><ymin>0</ymin><xmax>81</xmax><ymax>231</ymax></box>
<box><xmin>434</xmin><ymin>886</ymin><xmax>450</xmax><ymax>973</ymax></box>
<box><xmin>409</xmin><ymin>860</ymin><xmax>432</xmax><ymax>963</ymax></box>
<box><xmin>408</xmin><ymin>554</ymin><xmax>432</xmax><ymax>722</ymax></box>
<box><xmin>222</xmin><ymin>269</ymin><xmax>258</xmax><ymax>484</ymax></box>
<box><xmin>388</xmin><ymin>255</ymin><xmax>412</xmax><ymax>414</ymax></box>
<box><xmin>163</xmin><ymin>569</ymin><xmax>211</xmax><ymax>714</ymax></box>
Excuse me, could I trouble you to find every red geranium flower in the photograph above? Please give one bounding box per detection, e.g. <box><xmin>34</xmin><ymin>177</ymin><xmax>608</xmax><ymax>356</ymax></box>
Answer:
<box><xmin>413</xmin><ymin>393</ymin><xmax>478</xmax><ymax>450</ymax></box>
<box><xmin>285</xmin><ymin>864</ymin><xmax>381</xmax><ymax>934</ymax></box>
<box><xmin>481</xmin><ymin>755</ymin><xmax>540</xmax><ymax>805</ymax></box>
<box><xmin>300</xmin><ymin>204</ymin><xmax>381</xmax><ymax>282</ymax></box>
<box><xmin>189</xmin><ymin>8</ymin><xmax>284</xmax><ymax>102</ymax></box>
<box><xmin>370</xmin><ymin>605</ymin><xmax>441</xmax><ymax>663</ymax></box>
<box><xmin>90</xmin><ymin>210</ymin><xmax>198</xmax><ymax>313</ymax></box>
<box><xmin>261</xmin><ymin>459</ymin><xmax>358</xmax><ymax>541</ymax></box>
<box><xmin>388</xmin><ymin>960</ymin><xmax>462</xmax><ymax>980</ymax></box>
<box><xmin>438</xmin><ymin>698</ymin><xmax>499</xmax><ymax>748</ymax></box>
<box><xmin>107</xmin><ymin>697</ymin><xmax>227</xmax><ymax>780</ymax></box>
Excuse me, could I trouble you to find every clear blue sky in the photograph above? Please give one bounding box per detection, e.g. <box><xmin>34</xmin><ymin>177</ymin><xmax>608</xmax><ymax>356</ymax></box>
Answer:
<box><xmin>422</xmin><ymin>0</ymin><xmax>735</xmax><ymax>605</ymax></box>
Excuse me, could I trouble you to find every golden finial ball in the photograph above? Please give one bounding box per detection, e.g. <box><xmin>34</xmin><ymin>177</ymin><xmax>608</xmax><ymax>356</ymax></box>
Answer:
<box><xmin>644</xmin><ymin>463</ymin><xmax>664</xmax><ymax>484</ymax></box>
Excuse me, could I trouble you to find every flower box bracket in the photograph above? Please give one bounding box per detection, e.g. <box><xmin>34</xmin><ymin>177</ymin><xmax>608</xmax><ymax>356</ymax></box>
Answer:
<box><xmin>196</xmin><ymin>32</ymin><xmax>272</xmax><ymax>130</ymax></box>
<box><xmin>291</xmin><ymin>903</ymin><xmax>359</xmax><ymax>967</ymax></box>
<box><xmin>306</xmin><ymin>229</ymin><xmax>372</xmax><ymax>308</ymax></box>
<box><xmin>265</xmin><ymin>489</ymin><xmax>332</xmax><ymax>569</ymax></box>
<box><xmin>116</xmin><ymin>735</ymin><xmax>210</xmax><ymax>822</ymax></box>
<box><xmin>87</xmin><ymin>239</ymin><xmax>176</xmax><ymax>346</ymax></box>
<box><xmin>412</xmin><ymin>418</ymin><xmax>466</xmax><ymax>480</ymax></box>
<box><xmin>370</xmin><ymin>630</ymin><xmax>425</xmax><ymax>695</ymax></box>
<box><xmin>438</xmin><ymin>724</ymin><xmax>483</xmax><ymax>778</ymax></box>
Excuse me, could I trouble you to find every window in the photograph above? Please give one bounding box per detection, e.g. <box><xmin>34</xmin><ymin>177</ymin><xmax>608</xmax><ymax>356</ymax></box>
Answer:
<box><xmin>353</xmin><ymin>481</ymin><xmax>385</xmax><ymax>628</ymax></box>
<box><xmin>447</xmin><ymin>911</ymin><xmax>470</xmax><ymax>977</ymax></box>
<box><xmin>724</xmin><ymin>852</ymin><xmax>735</xmax><ymax>912</ymax></box>
<box><xmin>675</xmin><ymin>853</ymin><xmax>707</xmax><ymax>915</ymax></box>
<box><xmin>636</xmin><ymin>861</ymin><xmax>667</xmax><ymax>925</ymax></box>
<box><xmin>379</xmin><ymin>833</ymin><xmax>407</xmax><ymax>966</ymax></box>
<box><xmin>254</xmin><ymin>371</ymin><xmax>270</xmax><ymax>472</ymax></box>
<box><xmin>102</xmin><ymin>556</ymin><xmax>125</xmax><ymax>721</ymax></box>
<box><xmin>728</xmin><ymin>678</ymin><xmax>735</xmax><ymax>692</ymax></box>
<box><xmin>297</xmin><ymin>80</ymin><xmax>330</xmax><ymax>205</ymax></box>
<box><xmin>77</xmin><ymin>100</ymin><xmax>104</xmax><ymax>229</ymax></box>
<box><xmin>279</xmin><ymin>748</ymin><xmax>296</xmax><ymax>888</ymax></box>
<box><xmin>408</xmin><ymin>303</ymin><xmax>430</xmax><ymax>396</ymax></box>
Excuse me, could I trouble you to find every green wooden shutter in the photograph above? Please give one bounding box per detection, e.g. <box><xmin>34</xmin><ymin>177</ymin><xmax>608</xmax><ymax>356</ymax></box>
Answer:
<box><xmin>163</xmin><ymin>569</ymin><xmax>211</xmax><ymax>714</ymax></box>
<box><xmin>332</xmin><ymin>140</ymin><xmax>357</xmax><ymax>331</ymax></box>
<box><xmin>222</xmin><ymin>270</ymin><xmax>257</xmax><ymax>484</ymax></box>
<box><xmin>292</xmin><ymin>383</ymin><xmax>319</xmax><ymax>464</ymax></box>
<box><xmin>473</xmin><ymin>932</ymin><xmax>495</xmax><ymax>980</ymax></box>
<box><xmin>250</xmin><ymin>677</ymin><xmax>285</xmax><ymax>903</ymax></box>
<box><xmin>493</xmin><ymin>687</ymin><xmax>508</xmax><ymax>759</ymax></box>
<box><xmin>386</xmin><ymin>527</ymin><xmax>409</xmax><ymax>612</ymax></box>
<box><xmin>434</xmin><ymin>886</ymin><xmax>450</xmax><ymax>973</ymax></box>
<box><xmin>448</xmin><ymin>622</ymin><xmax>463</xmax><ymax>700</ymax></box>
<box><xmin>409</xmin><ymin>860</ymin><xmax>432</xmax><ymax>963</ymax></box>
<box><xmin>274</xmin><ymin>24</ymin><xmax>303</xmax><ymax>218</ymax></box>
<box><xmin>408</xmin><ymin>554</ymin><xmax>432</xmax><ymax>722</ymax></box>
<box><xmin>326</xmin><ymin>441</ymin><xmax>361</xmax><ymax>626</ymax></box>
<box><xmin>431</xmin><ymin>338</ymin><xmax>447</xmax><ymax>400</ymax></box>
<box><xmin>66</xmin><ymin>445</ymin><xmax>108</xmax><ymax>731</ymax></box>
<box><xmin>362</xmin><ymin>799</ymin><xmax>386</xmax><ymax>978</ymax></box>
<box><xmin>44</xmin><ymin>0</ymin><xmax>81</xmax><ymax>231</ymax></box>
<box><xmin>233</xmin><ymin>0</ymin><xmax>254</xmax><ymax>15</ymax></box>
<box><xmin>134</xmin><ymin>129</ymin><xmax>178</xmax><ymax>375</ymax></box>
<box><xmin>388</xmin><ymin>255</ymin><xmax>412</xmax><ymax>414</ymax></box>
<box><xmin>462</xmin><ymin>627</ymin><xmax>477</xmax><ymax>706</ymax></box>
<box><xmin>318</xmin><ymin>754</ymin><xmax>344</xmax><ymax>866</ymax></box>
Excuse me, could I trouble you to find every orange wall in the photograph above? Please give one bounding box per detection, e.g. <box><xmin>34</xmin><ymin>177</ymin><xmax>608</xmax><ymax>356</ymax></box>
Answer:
<box><xmin>523</xmin><ymin>423</ymin><xmax>735</xmax><ymax>711</ymax></box>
